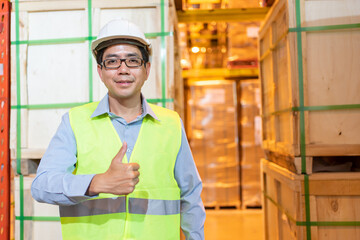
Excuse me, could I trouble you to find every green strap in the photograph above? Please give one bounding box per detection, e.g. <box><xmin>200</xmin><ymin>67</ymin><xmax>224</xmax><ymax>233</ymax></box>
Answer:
<box><xmin>294</xmin><ymin>1</ymin><xmax>311</xmax><ymax>239</ymax></box>
<box><xmin>295</xmin><ymin>0</ymin><xmax>306</xmax><ymax>174</ymax></box>
<box><xmin>146</xmin><ymin>31</ymin><xmax>173</xmax><ymax>38</ymax></box>
<box><xmin>87</xmin><ymin>0</ymin><xmax>93</xmax><ymax>102</ymax></box>
<box><xmin>11</xmin><ymin>32</ymin><xmax>172</xmax><ymax>46</ymax></box>
<box><xmin>263</xmin><ymin>191</ymin><xmax>298</xmax><ymax>224</ymax></box>
<box><xmin>14</xmin><ymin>1</ymin><xmax>24</xmax><ymax>240</ymax></box>
<box><xmin>259</xmin><ymin>30</ymin><xmax>289</xmax><ymax>62</ymax></box>
<box><xmin>11</xmin><ymin>36</ymin><xmax>95</xmax><ymax>45</ymax></box>
<box><xmin>147</xmin><ymin>98</ymin><xmax>174</xmax><ymax>104</ymax></box>
<box><xmin>289</xmin><ymin>23</ymin><xmax>360</xmax><ymax>32</ymax></box>
<box><xmin>304</xmin><ymin>175</ymin><xmax>311</xmax><ymax>238</ymax></box>
<box><xmin>160</xmin><ymin>0</ymin><xmax>166</xmax><ymax>108</ymax></box>
<box><xmin>294</xmin><ymin>104</ymin><xmax>360</xmax><ymax>111</ymax></box>
<box><xmin>11</xmin><ymin>102</ymin><xmax>91</xmax><ymax>110</ymax></box>
<box><xmin>262</xmin><ymin>104</ymin><xmax>360</xmax><ymax>118</ymax></box>
<box><xmin>298</xmin><ymin>221</ymin><xmax>360</xmax><ymax>227</ymax></box>
<box><xmin>16</xmin><ymin>216</ymin><xmax>60</xmax><ymax>222</ymax></box>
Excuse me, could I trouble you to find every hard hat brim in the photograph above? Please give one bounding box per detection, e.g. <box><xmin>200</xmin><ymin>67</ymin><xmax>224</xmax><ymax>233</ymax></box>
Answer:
<box><xmin>92</xmin><ymin>35</ymin><xmax>152</xmax><ymax>58</ymax></box>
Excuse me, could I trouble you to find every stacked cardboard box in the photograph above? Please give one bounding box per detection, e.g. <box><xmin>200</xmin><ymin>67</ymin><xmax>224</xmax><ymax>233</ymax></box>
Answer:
<box><xmin>227</xmin><ymin>22</ymin><xmax>260</xmax><ymax>69</ymax></box>
<box><xmin>240</xmin><ymin>80</ymin><xmax>264</xmax><ymax>208</ymax></box>
<box><xmin>186</xmin><ymin>80</ymin><xmax>240</xmax><ymax>208</ymax></box>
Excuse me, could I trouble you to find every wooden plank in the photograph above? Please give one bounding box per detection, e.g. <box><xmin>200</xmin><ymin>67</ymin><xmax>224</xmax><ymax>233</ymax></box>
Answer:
<box><xmin>266</xmin><ymin>149</ymin><xmax>360</xmax><ymax>174</ymax></box>
<box><xmin>304</xmin><ymin>179</ymin><xmax>360</xmax><ymax>196</ymax></box>
<box><xmin>10</xmin><ymin>148</ymin><xmax>45</xmax><ymax>160</ymax></box>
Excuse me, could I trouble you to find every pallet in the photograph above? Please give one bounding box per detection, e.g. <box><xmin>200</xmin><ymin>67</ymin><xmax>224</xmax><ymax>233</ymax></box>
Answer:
<box><xmin>204</xmin><ymin>203</ymin><xmax>241</xmax><ymax>210</ymax></box>
<box><xmin>262</xmin><ymin>159</ymin><xmax>360</xmax><ymax>240</ymax></box>
<box><xmin>259</xmin><ymin>0</ymin><xmax>360</xmax><ymax>157</ymax></box>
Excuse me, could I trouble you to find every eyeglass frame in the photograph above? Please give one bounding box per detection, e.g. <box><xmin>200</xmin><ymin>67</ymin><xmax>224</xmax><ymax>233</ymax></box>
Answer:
<box><xmin>100</xmin><ymin>57</ymin><xmax>145</xmax><ymax>69</ymax></box>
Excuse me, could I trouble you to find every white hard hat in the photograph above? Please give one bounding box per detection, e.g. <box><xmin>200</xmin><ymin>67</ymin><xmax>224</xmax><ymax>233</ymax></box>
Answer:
<box><xmin>91</xmin><ymin>19</ymin><xmax>152</xmax><ymax>58</ymax></box>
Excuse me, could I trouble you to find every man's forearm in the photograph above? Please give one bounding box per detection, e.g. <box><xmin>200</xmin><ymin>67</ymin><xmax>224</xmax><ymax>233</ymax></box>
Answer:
<box><xmin>31</xmin><ymin>171</ymin><xmax>96</xmax><ymax>206</ymax></box>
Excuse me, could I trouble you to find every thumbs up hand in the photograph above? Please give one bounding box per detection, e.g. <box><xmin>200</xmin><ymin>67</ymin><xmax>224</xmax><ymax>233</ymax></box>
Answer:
<box><xmin>87</xmin><ymin>142</ymin><xmax>140</xmax><ymax>196</ymax></box>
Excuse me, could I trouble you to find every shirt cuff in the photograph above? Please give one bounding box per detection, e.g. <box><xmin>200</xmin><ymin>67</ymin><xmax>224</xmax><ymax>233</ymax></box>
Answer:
<box><xmin>64</xmin><ymin>174</ymin><xmax>98</xmax><ymax>202</ymax></box>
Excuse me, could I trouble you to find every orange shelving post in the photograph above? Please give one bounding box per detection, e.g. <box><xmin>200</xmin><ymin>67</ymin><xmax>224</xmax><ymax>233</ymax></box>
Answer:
<box><xmin>0</xmin><ymin>1</ymin><xmax>11</xmax><ymax>239</ymax></box>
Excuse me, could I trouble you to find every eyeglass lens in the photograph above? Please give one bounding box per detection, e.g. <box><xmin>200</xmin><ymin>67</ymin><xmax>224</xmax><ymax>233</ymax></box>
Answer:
<box><xmin>103</xmin><ymin>58</ymin><xmax>143</xmax><ymax>69</ymax></box>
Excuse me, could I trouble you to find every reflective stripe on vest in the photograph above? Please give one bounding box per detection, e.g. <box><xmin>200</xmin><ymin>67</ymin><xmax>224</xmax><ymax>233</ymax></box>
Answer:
<box><xmin>60</xmin><ymin>197</ymin><xmax>126</xmax><ymax>217</ymax></box>
<box><xmin>63</xmin><ymin>102</ymin><xmax>182</xmax><ymax>240</ymax></box>
<box><xmin>60</xmin><ymin>198</ymin><xmax>180</xmax><ymax>217</ymax></box>
<box><xmin>129</xmin><ymin>198</ymin><xmax>180</xmax><ymax>215</ymax></box>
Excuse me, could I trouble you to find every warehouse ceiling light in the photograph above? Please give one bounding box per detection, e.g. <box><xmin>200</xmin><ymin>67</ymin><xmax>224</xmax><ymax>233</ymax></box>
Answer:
<box><xmin>191</xmin><ymin>46</ymin><xmax>200</xmax><ymax>53</ymax></box>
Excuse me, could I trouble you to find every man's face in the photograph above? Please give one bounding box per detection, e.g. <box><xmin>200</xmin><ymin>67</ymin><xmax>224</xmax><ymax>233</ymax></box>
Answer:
<box><xmin>97</xmin><ymin>43</ymin><xmax>151</xmax><ymax>102</ymax></box>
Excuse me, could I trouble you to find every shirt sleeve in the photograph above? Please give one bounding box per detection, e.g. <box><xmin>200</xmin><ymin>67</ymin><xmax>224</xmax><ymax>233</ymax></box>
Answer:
<box><xmin>175</xmin><ymin>119</ymin><xmax>206</xmax><ymax>240</ymax></box>
<box><xmin>31</xmin><ymin>113</ymin><xmax>96</xmax><ymax>206</ymax></box>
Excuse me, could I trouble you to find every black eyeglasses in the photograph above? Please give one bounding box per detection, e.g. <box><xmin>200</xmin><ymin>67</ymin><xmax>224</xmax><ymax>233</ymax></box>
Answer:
<box><xmin>101</xmin><ymin>57</ymin><xmax>144</xmax><ymax>69</ymax></box>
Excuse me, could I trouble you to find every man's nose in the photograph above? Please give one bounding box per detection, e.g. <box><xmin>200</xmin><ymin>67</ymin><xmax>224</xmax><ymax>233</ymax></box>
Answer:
<box><xmin>117</xmin><ymin>61</ymin><xmax>130</xmax><ymax>74</ymax></box>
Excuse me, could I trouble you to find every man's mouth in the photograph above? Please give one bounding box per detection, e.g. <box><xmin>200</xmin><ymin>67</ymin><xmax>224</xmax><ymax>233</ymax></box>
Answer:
<box><xmin>114</xmin><ymin>79</ymin><xmax>134</xmax><ymax>85</ymax></box>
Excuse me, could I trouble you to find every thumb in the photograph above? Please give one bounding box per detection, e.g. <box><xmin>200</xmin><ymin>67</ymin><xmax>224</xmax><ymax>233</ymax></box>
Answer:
<box><xmin>112</xmin><ymin>141</ymin><xmax>127</xmax><ymax>164</ymax></box>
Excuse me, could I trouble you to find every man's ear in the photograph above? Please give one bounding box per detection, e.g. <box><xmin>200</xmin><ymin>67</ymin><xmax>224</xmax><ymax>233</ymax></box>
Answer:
<box><xmin>97</xmin><ymin>64</ymin><xmax>104</xmax><ymax>82</ymax></box>
<box><xmin>145</xmin><ymin>62</ymin><xmax>151</xmax><ymax>80</ymax></box>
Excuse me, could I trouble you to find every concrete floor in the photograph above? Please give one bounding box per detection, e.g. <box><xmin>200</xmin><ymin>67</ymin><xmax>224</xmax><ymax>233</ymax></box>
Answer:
<box><xmin>204</xmin><ymin>209</ymin><xmax>265</xmax><ymax>240</ymax></box>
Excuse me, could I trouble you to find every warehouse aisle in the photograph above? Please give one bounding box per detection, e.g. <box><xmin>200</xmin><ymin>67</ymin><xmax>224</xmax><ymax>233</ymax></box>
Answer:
<box><xmin>205</xmin><ymin>209</ymin><xmax>264</xmax><ymax>240</ymax></box>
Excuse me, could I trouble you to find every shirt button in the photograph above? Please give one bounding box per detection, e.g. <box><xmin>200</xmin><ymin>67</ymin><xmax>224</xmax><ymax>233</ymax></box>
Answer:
<box><xmin>127</xmin><ymin>148</ymin><xmax>131</xmax><ymax>153</ymax></box>
<box><xmin>125</xmin><ymin>125</ymin><xmax>129</xmax><ymax>129</ymax></box>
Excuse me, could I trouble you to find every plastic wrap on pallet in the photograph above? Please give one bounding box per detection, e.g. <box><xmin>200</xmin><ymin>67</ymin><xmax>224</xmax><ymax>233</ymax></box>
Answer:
<box><xmin>186</xmin><ymin>81</ymin><xmax>240</xmax><ymax>208</ymax></box>
<box><xmin>227</xmin><ymin>22</ymin><xmax>260</xmax><ymax>69</ymax></box>
<box><xmin>240</xmin><ymin>80</ymin><xmax>264</xmax><ymax>208</ymax></box>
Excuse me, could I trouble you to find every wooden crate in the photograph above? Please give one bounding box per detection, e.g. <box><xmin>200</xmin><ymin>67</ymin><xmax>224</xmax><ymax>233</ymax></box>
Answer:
<box><xmin>10</xmin><ymin>0</ymin><xmax>183</xmax><ymax>161</ymax></box>
<box><xmin>259</xmin><ymin>0</ymin><xmax>360</xmax><ymax>159</ymax></box>
<box><xmin>14</xmin><ymin>175</ymin><xmax>62</xmax><ymax>240</ymax></box>
<box><xmin>262</xmin><ymin>159</ymin><xmax>360</xmax><ymax>240</ymax></box>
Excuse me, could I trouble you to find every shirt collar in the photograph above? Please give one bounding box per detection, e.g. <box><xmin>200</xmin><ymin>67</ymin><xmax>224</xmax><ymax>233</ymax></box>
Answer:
<box><xmin>90</xmin><ymin>93</ymin><xmax>159</xmax><ymax>121</ymax></box>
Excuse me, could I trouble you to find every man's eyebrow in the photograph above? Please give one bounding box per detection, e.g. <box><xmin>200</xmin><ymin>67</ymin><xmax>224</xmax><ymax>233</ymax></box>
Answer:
<box><xmin>104</xmin><ymin>53</ymin><xmax>141</xmax><ymax>58</ymax></box>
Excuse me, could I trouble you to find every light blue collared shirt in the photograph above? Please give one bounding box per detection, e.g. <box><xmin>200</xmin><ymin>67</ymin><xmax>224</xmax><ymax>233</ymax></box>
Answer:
<box><xmin>31</xmin><ymin>94</ymin><xmax>205</xmax><ymax>240</ymax></box>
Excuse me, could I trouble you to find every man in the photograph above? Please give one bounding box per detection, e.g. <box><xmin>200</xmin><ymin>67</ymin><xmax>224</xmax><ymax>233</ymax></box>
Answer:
<box><xmin>31</xmin><ymin>19</ymin><xmax>205</xmax><ymax>240</ymax></box>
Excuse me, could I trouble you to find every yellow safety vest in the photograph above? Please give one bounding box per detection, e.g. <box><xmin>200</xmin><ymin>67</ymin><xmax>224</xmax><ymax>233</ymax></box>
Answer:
<box><xmin>60</xmin><ymin>102</ymin><xmax>182</xmax><ymax>240</ymax></box>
